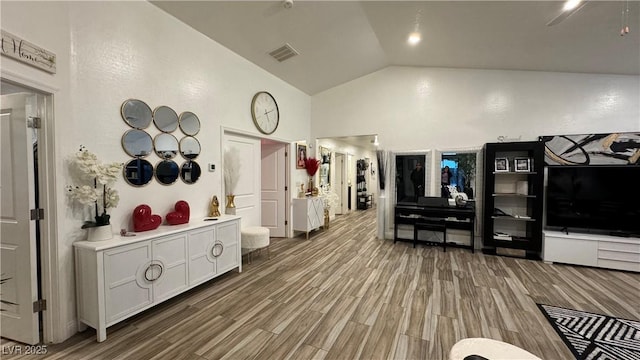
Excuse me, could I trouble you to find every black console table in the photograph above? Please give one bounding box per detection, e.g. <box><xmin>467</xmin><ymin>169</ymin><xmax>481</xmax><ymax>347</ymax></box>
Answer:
<box><xmin>394</xmin><ymin>201</ymin><xmax>476</xmax><ymax>252</ymax></box>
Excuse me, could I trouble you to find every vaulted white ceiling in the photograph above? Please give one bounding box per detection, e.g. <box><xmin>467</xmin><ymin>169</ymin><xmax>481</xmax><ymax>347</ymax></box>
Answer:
<box><xmin>152</xmin><ymin>1</ymin><xmax>639</xmax><ymax>95</ymax></box>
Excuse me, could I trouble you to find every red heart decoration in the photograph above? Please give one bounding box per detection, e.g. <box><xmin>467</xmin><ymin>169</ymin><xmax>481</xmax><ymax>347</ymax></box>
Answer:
<box><xmin>166</xmin><ymin>200</ymin><xmax>190</xmax><ymax>225</ymax></box>
<box><xmin>133</xmin><ymin>204</ymin><xmax>162</xmax><ymax>232</ymax></box>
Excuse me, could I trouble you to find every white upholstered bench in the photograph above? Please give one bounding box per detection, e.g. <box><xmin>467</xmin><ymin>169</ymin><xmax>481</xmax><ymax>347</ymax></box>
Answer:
<box><xmin>241</xmin><ymin>226</ymin><xmax>270</xmax><ymax>264</ymax></box>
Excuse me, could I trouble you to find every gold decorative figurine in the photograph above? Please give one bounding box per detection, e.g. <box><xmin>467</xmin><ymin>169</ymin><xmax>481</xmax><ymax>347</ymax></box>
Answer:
<box><xmin>209</xmin><ymin>195</ymin><xmax>221</xmax><ymax>217</ymax></box>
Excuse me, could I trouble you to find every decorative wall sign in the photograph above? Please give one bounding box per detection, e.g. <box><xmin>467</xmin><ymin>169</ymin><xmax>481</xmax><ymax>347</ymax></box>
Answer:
<box><xmin>540</xmin><ymin>132</ymin><xmax>640</xmax><ymax>165</ymax></box>
<box><xmin>1</xmin><ymin>30</ymin><xmax>56</xmax><ymax>74</ymax></box>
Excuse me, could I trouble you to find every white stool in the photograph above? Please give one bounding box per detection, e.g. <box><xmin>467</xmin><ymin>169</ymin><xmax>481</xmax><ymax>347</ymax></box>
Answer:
<box><xmin>449</xmin><ymin>338</ymin><xmax>541</xmax><ymax>360</ymax></box>
<box><xmin>241</xmin><ymin>226</ymin><xmax>270</xmax><ymax>264</ymax></box>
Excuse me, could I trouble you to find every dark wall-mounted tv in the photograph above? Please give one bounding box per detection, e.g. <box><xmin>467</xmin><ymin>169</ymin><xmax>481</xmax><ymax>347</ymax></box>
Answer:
<box><xmin>546</xmin><ymin>165</ymin><xmax>640</xmax><ymax>236</ymax></box>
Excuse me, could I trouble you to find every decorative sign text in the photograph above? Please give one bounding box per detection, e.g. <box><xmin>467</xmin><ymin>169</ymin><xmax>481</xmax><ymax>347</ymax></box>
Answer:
<box><xmin>1</xmin><ymin>30</ymin><xmax>56</xmax><ymax>74</ymax></box>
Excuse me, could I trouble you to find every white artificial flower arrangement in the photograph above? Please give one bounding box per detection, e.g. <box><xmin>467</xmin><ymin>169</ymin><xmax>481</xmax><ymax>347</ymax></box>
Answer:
<box><xmin>66</xmin><ymin>146</ymin><xmax>122</xmax><ymax>228</ymax></box>
<box><xmin>319</xmin><ymin>185</ymin><xmax>340</xmax><ymax>210</ymax></box>
<box><xmin>224</xmin><ymin>147</ymin><xmax>240</xmax><ymax>195</ymax></box>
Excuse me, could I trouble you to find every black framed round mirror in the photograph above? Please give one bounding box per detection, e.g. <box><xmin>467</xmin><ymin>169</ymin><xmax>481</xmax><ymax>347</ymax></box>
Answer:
<box><xmin>179</xmin><ymin>111</ymin><xmax>200</xmax><ymax>136</ymax></box>
<box><xmin>180</xmin><ymin>160</ymin><xmax>201</xmax><ymax>184</ymax></box>
<box><xmin>154</xmin><ymin>133</ymin><xmax>179</xmax><ymax>159</ymax></box>
<box><xmin>121</xmin><ymin>99</ymin><xmax>153</xmax><ymax>129</ymax></box>
<box><xmin>179</xmin><ymin>136</ymin><xmax>201</xmax><ymax>160</ymax></box>
<box><xmin>153</xmin><ymin>105</ymin><xmax>179</xmax><ymax>133</ymax></box>
<box><xmin>122</xmin><ymin>129</ymin><xmax>153</xmax><ymax>158</ymax></box>
<box><xmin>155</xmin><ymin>160</ymin><xmax>180</xmax><ymax>185</ymax></box>
<box><xmin>123</xmin><ymin>158</ymin><xmax>154</xmax><ymax>186</ymax></box>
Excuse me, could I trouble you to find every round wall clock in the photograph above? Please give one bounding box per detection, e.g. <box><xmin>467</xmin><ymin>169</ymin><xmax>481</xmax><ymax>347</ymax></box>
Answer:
<box><xmin>251</xmin><ymin>91</ymin><xmax>279</xmax><ymax>135</ymax></box>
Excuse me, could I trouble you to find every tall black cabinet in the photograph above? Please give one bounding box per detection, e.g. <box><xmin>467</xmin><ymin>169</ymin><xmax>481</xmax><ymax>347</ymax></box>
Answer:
<box><xmin>356</xmin><ymin>159</ymin><xmax>372</xmax><ymax>210</ymax></box>
<box><xmin>482</xmin><ymin>141</ymin><xmax>544</xmax><ymax>258</ymax></box>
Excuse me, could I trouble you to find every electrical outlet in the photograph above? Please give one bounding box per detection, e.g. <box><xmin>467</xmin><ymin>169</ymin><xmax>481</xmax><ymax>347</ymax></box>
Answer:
<box><xmin>208</xmin><ymin>163</ymin><xmax>215</xmax><ymax>172</ymax></box>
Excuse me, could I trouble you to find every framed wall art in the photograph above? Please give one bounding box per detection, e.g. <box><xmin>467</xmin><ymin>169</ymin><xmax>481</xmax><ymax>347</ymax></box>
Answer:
<box><xmin>296</xmin><ymin>143</ymin><xmax>307</xmax><ymax>169</ymax></box>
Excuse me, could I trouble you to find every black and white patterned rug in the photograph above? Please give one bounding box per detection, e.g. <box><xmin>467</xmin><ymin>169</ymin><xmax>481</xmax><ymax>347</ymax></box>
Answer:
<box><xmin>537</xmin><ymin>304</ymin><xmax>640</xmax><ymax>360</ymax></box>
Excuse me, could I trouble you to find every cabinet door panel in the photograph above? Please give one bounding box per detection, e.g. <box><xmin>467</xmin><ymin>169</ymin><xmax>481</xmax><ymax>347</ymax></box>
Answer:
<box><xmin>218</xmin><ymin>221</ymin><xmax>239</xmax><ymax>247</ymax></box>
<box><xmin>104</xmin><ymin>243</ymin><xmax>152</xmax><ymax>323</ymax></box>
<box><xmin>188</xmin><ymin>228</ymin><xmax>216</xmax><ymax>286</ymax></box>
<box><xmin>309</xmin><ymin>198</ymin><xmax>323</xmax><ymax>229</ymax></box>
<box><xmin>217</xmin><ymin>243</ymin><xmax>238</xmax><ymax>274</ymax></box>
<box><xmin>153</xmin><ymin>234</ymin><xmax>189</xmax><ymax>301</ymax></box>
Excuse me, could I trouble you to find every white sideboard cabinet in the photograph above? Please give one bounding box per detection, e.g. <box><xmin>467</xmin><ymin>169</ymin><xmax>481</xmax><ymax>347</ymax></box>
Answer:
<box><xmin>292</xmin><ymin>197</ymin><xmax>324</xmax><ymax>239</ymax></box>
<box><xmin>543</xmin><ymin>230</ymin><xmax>640</xmax><ymax>272</ymax></box>
<box><xmin>74</xmin><ymin>216</ymin><xmax>241</xmax><ymax>342</ymax></box>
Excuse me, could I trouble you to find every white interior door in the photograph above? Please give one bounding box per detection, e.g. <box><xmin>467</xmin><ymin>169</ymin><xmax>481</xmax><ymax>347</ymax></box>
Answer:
<box><xmin>0</xmin><ymin>94</ymin><xmax>40</xmax><ymax>345</ymax></box>
<box><xmin>224</xmin><ymin>133</ymin><xmax>261</xmax><ymax>227</ymax></box>
<box><xmin>261</xmin><ymin>143</ymin><xmax>286</xmax><ymax>237</ymax></box>
<box><xmin>335</xmin><ymin>153</ymin><xmax>345</xmax><ymax>215</ymax></box>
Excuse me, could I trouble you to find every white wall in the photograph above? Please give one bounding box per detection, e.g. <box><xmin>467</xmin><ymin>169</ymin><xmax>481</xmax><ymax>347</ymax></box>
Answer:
<box><xmin>311</xmin><ymin>66</ymin><xmax>640</xmax><ymax>151</ymax></box>
<box><xmin>2</xmin><ymin>1</ymin><xmax>310</xmax><ymax>342</ymax></box>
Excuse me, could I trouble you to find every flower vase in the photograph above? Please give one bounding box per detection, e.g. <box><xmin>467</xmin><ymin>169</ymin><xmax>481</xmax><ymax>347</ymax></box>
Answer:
<box><xmin>87</xmin><ymin>224</ymin><xmax>113</xmax><ymax>242</ymax></box>
<box><xmin>324</xmin><ymin>208</ymin><xmax>330</xmax><ymax>229</ymax></box>
<box><xmin>225</xmin><ymin>195</ymin><xmax>236</xmax><ymax>215</ymax></box>
<box><xmin>308</xmin><ymin>178</ymin><xmax>314</xmax><ymax>196</ymax></box>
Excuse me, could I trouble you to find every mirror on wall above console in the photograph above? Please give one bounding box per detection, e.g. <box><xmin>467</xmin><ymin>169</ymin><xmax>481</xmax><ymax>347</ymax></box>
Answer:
<box><xmin>154</xmin><ymin>133</ymin><xmax>179</xmax><ymax>159</ymax></box>
<box><xmin>120</xmin><ymin>99</ymin><xmax>203</xmax><ymax>186</ymax></box>
<box><xmin>153</xmin><ymin>105</ymin><xmax>179</xmax><ymax>133</ymax></box>
<box><xmin>319</xmin><ymin>146</ymin><xmax>331</xmax><ymax>187</ymax></box>
<box><xmin>155</xmin><ymin>160</ymin><xmax>180</xmax><ymax>185</ymax></box>
<box><xmin>180</xmin><ymin>136</ymin><xmax>201</xmax><ymax>159</ymax></box>
<box><xmin>122</xmin><ymin>129</ymin><xmax>153</xmax><ymax>158</ymax></box>
<box><xmin>179</xmin><ymin>111</ymin><xmax>200</xmax><ymax>136</ymax></box>
<box><xmin>124</xmin><ymin>158</ymin><xmax>154</xmax><ymax>186</ymax></box>
<box><xmin>121</xmin><ymin>99</ymin><xmax>153</xmax><ymax>129</ymax></box>
<box><xmin>181</xmin><ymin>161</ymin><xmax>201</xmax><ymax>184</ymax></box>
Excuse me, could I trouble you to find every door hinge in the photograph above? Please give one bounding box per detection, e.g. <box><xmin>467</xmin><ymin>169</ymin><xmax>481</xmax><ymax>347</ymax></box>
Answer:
<box><xmin>285</xmin><ymin>151</ymin><xmax>288</xmax><ymax>157</ymax></box>
<box><xmin>285</xmin><ymin>186</ymin><xmax>288</xmax><ymax>191</ymax></box>
<box><xmin>285</xmin><ymin>220</ymin><xmax>288</xmax><ymax>225</ymax></box>
<box><xmin>27</xmin><ymin>117</ymin><xmax>42</xmax><ymax>129</ymax></box>
<box><xmin>33</xmin><ymin>299</ymin><xmax>47</xmax><ymax>312</ymax></box>
<box><xmin>30</xmin><ymin>208</ymin><xmax>44</xmax><ymax>221</ymax></box>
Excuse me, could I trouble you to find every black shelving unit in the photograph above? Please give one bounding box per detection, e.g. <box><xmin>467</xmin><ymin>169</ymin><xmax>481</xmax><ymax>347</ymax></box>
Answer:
<box><xmin>356</xmin><ymin>159</ymin><xmax>370</xmax><ymax>210</ymax></box>
<box><xmin>482</xmin><ymin>141</ymin><xmax>544</xmax><ymax>258</ymax></box>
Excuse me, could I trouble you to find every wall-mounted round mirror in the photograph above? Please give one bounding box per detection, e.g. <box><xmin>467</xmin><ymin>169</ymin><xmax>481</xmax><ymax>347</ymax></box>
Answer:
<box><xmin>154</xmin><ymin>133</ymin><xmax>179</xmax><ymax>159</ymax></box>
<box><xmin>122</xmin><ymin>129</ymin><xmax>153</xmax><ymax>158</ymax></box>
<box><xmin>179</xmin><ymin>111</ymin><xmax>200</xmax><ymax>136</ymax></box>
<box><xmin>123</xmin><ymin>158</ymin><xmax>154</xmax><ymax>186</ymax></box>
<box><xmin>121</xmin><ymin>99</ymin><xmax>153</xmax><ymax>129</ymax></box>
<box><xmin>179</xmin><ymin>136</ymin><xmax>201</xmax><ymax>159</ymax></box>
<box><xmin>153</xmin><ymin>105</ymin><xmax>179</xmax><ymax>133</ymax></box>
<box><xmin>155</xmin><ymin>160</ymin><xmax>180</xmax><ymax>185</ymax></box>
<box><xmin>181</xmin><ymin>160</ymin><xmax>201</xmax><ymax>184</ymax></box>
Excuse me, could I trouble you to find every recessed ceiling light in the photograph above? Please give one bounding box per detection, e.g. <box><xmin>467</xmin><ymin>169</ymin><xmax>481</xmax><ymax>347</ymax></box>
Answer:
<box><xmin>408</xmin><ymin>32</ymin><xmax>421</xmax><ymax>45</ymax></box>
<box><xmin>563</xmin><ymin>0</ymin><xmax>582</xmax><ymax>11</ymax></box>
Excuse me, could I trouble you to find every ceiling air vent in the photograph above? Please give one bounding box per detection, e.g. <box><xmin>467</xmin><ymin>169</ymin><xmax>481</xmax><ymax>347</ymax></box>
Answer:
<box><xmin>269</xmin><ymin>43</ymin><xmax>299</xmax><ymax>62</ymax></box>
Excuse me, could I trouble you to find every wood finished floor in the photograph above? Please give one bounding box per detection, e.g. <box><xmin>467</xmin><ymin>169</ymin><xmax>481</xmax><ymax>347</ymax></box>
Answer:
<box><xmin>3</xmin><ymin>208</ymin><xmax>639</xmax><ymax>359</ymax></box>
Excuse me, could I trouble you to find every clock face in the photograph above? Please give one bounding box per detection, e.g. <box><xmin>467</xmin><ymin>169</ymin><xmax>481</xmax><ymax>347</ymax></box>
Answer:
<box><xmin>251</xmin><ymin>91</ymin><xmax>279</xmax><ymax>135</ymax></box>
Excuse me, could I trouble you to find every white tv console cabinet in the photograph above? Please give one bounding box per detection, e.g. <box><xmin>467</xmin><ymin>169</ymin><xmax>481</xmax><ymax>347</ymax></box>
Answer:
<box><xmin>543</xmin><ymin>230</ymin><xmax>640</xmax><ymax>272</ymax></box>
<box><xmin>74</xmin><ymin>216</ymin><xmax>241</xmax><ymax>342</ymax></box>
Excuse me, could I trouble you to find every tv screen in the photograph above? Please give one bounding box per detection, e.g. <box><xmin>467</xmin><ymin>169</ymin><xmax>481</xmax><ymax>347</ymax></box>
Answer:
<box><xmin>546</xmin><ymin>166</ymin><xmax>640</xmax><ymax>236</ymax></box>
